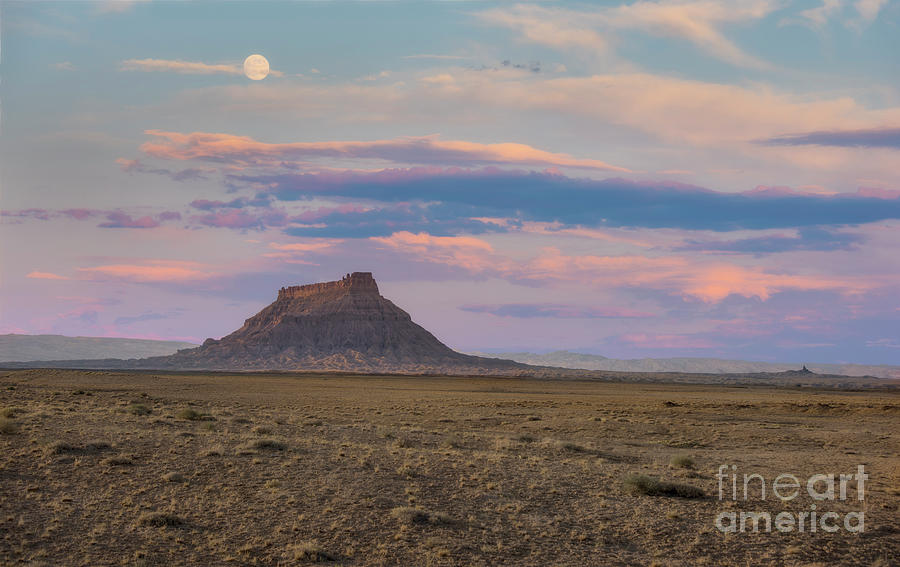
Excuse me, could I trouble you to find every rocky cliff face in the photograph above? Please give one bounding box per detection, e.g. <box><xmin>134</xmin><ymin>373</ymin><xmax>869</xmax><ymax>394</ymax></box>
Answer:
<box><xmin>140</xmin><ymin>272</ymin><xmax>528</xmax><ymax>373</ymax></box>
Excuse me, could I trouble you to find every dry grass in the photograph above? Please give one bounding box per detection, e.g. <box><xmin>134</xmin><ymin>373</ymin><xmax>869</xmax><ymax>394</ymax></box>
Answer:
<box><xmin>128</xmin><ymin>403</ymin><xmax>152</xmax><ymax>416</ymax></box>
<box><xmin>175</xmin><ymin>408</ymin><xmax>203</xmax><ymax>421</ymax></box>
<box><xmin>102</xmin><ymin>455</ymin><xmax>134</xmax><ymax>466</ymax></box>
<box><xmin>0</xmin><ymin>417</ymin><xmax>19</xmax><ymax>435</ymax></box>
<box><xmin>623</xmin><ymin>474</ymin><xmax>705</xmax><ymax>498</ymax></box>
<box><xmin>240</xmin><ymin>438</ymin><xmax>287</xmax><ymax>452</ymax></box>
<box><xmin>670</xmin><ymin>454</ymin><xmax>695</xmax><ymax>469</ymax></box>
<box><xmin>0</xmin><ymin>369</ymin><xmax>897</xmax><ymax>566</ymax></box>
<box><xmin>390</xmin><ymin>506</ymin><xmax>451</xmax><ymax>526</ymax></box>
<box><xmin>1</xmin><ymin>407</ymin><xmax>21</xmax><ymax>418</ymax></box>
<box><xmin>292</xmin><ymin>541</ymin><xmax>335</xmax><ymax>562</ymax></box>
<box><xmin>138</xmin><ymin>512</ymin><xmax>184</xmax><ymax>528</ymax></box>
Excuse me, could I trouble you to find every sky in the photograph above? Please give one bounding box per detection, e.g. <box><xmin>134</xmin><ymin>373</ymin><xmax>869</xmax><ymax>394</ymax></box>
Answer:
<box><xmin>1</xmin><ymin>0</ymin><xmax>899</xmax><ymax>364</ymax></box>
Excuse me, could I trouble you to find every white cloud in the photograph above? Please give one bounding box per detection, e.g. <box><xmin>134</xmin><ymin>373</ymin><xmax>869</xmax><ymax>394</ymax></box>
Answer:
<box><xmin>120</xmin><ymin>58</ymin><xmax>242</xmax><ymax>75</ymax></box>
<box><xmin>854</xmin><ymin>0</ymin><xmax>889</xmax><ymax>24</ymax></box>
<box><xmin>799</xmin><ymin>0</ymin><xmax>844</xmax><ymax>27</ymax></box>
<box><xmin>95</xmin><ymin>0</ymin><xmax>150</xmax><ymax>14</ymax></box>
<box><xmin>477</xmin><ymin>1</ymin><xmax>778</xmax><ymax>69</ymax></box>
<box><xmin>120</xmin><ymin>58</ymin><xmax>284</xmax><ymax>77</ymax></box>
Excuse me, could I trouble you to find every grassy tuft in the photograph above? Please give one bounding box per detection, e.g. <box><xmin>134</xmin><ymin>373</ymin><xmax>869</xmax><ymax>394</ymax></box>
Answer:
<box><xmin>102</xmin><ymin>456</ymin><xmax>135</xmax><ymax>466</ymax></box>
<box><xmin>292</xmin><ymin>541</ymin><xmax>336</xmax><ymax>562</ymax></box>
<box><xmin>390</xmin><ymin>506</ymin><xmax>451</xmax><ymax>526</ymax></box>
<box><xmin>670</xmin><ymin>454</ymin><xmax>695</xmax><ymax>469</ymax></box>
<box><xmin>128</xmin><ymin>404</ymin><xmax>152</xmax><ymax>416</ymax></box>
<box><xmin>138</xmin><ymin>512</ymin><xmax>184</xmax><ymax>528</ymax></box>
<box><xmin>1</xmin><ymin>407</ymin><xmax>22</xmax><ymax>418</ymax></box>
<box><xmin>623</xmin><ymin>474</ymin><xmax>704</xmax><ymax>498</ymax></box>
<box><xmin>0</xmin><ymin>417</ymin><xmax>20</xmax><ymax>435</ymax></box>
<box><xmin>241</xmin><ymin>438</ymin><xmax>287</xmax><ymax>452</ymax></box>
<box><xmin>176</xmin><ymin>408</ymin><xmax>203</xmax><ymax>421</ymax></box>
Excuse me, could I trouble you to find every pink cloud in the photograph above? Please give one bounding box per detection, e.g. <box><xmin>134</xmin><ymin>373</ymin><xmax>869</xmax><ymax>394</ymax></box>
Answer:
<box><xmin>77</xmin><ymin>261</ymin><xmax>211</xmax><ymax>283</ymax></box>
<box><xmin>120</xmin><ymin>58</ymin><xmax>285</xmax><ymax>78</ymax></box>
<box><xmin>139</xmin><ymin>130</ymin><xmax>629</xmax><ymax>172</ymax></box>
<box><xmin>27</xmin><ymin>271</ymin><xmax>69</xmax><ymax>280</ymax></box>
<box><xmin>262</xmin><ymin>240</ymin><xmax>341</xmax><ymax>264</ymax></box>
<box><xmin>371</xmin><ymin>231</ymin><xmax>503</xmax><ymax>272</ymax></box>
<box><xmin>61</xmin><ymin>208</ymin><xmax>97</xmax><ymax>220</ymax></box>
<box><xmin>856</xmin><ymin>187</ymin><xmax>900</xmax><ymax>200</ymax></box>
<box><xmin>267</xmin><ymin>241</ymin><xmax>340</xmax><ymax>252</ymax></box>
<box><xmin>370</xmin><ymin>231</ymin><xmax>879</xmax><ymax>303</ymax></box>
<box><xmin>120</xmin><ymin>58</ymin><xmax>242</xmax><ymax>75</ymax></box>
<box><xmin>98</xmin><ymin>212</ymin><xmax>160</xmax><ymax>229</ymax></box>
<box><xmin>528</xmin><ymin>248</ymin><xmax>873</xmax><ymax>302</ymax></box>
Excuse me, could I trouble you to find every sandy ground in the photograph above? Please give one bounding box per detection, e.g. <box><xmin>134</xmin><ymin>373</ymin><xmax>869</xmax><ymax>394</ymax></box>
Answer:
<box><xmin>1</xmin><ymin>369</ymin><xmax>898</xmax><ymax>566</ymax></box>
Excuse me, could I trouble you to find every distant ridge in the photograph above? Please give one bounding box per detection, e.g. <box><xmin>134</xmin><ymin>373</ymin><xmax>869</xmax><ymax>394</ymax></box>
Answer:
<box><xmin>0</xmin><ymin>334</ymin><xmax>198</xmax><ymax>363</ymax></box>
<box><xmin>469</xmin><ymin>350</ymin><xmax>900</xmax><ymax>380</ymax></box>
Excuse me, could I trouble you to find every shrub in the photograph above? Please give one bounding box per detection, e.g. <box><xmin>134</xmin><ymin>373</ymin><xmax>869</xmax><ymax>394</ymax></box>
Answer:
<box><xmin>129</xmin><ymin>404</ymin><xmax>152</xmax><ymax>416</ymax></box>
<box><xmin>0</xmin><ymin>417</ymin><xmax>19</xmax><ymax>435</ymax></box>
<box><xmin>47</xmin><ymin>441</ymin><xmax>79</xmax><ymax>455</ymax></box>
<box><xmin>1</xmin><ymin>407</ymin><xmax>21</xmax><ymax>418</ymax></box>
<box><xmin>390</xmin><ymin>506</ymin><xmax>451</xmax><ymax>526</ymax></box>
<box><xmin>670</xmin><ymin>455</ymin><xmax>695</xmax><ymax>469</ymax></box>
<box><xmin>623</xmin><ymin>474</ymin><xmax>704</xmax><ymax>498</ymax></box>
<box><xmin>176</xmin><ymin>408</ymin><xmax>202</xmax><ymax>421</ymax></box>
<box><xmin>139</xmin><ymin>512</ymin><xmax>184</xmax><ymax>527</ymax></box>
<box><xmin>200</xmin><ymin>445</ymin><xmax>225</xmax><ymax>457</ymax></box>
<box><xmin>240</xmin><ymin>438</ymin><xmax>286</xmax><ymax>452</ymax></box>
<box><xmin>85</xmin><ymin>441</ymin><xmax>112</xmax><ymax>452</ymax></box>
<box><xmin>293</xmin><ymin>541</ymin><xmax>335</xmax><ymax>562</ymax></box>
<box><xmin>102</xmin><ymin>456</ymin><xmax>134</xmax><ymax>466</ymax></box>
<box><xmin>163</xmin><ymin>472</ymin><xmax>187</xmax><ymax>483</ymax></box>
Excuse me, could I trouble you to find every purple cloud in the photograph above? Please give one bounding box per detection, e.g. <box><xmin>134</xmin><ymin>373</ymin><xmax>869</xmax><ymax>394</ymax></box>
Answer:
<box><xmin>98</xmin><ymin>211</ymin><xmax>181</xmax><ymax>229</ymax></box>
<box><xmin>227</xmin><ymin>168</ymin><xmax>900</xmax><ymax>234</ymax></box>
<box><xmin>677</xmin><ymin>227</ymin><xmax>865</xmax><ymax>255</ymax></box>
<box><xmin>189</xmin><ymin>196</ymin><xmax>272</xmax><ymax>210</ymax></box>
<box><xmin>117</xmin><ymin>158</ymin><xmax>210</xmax><ymax>182</ymax></box>
<box><xmin>762</xmin><ymin>127</ymin><xmax>900</xmax><ymax>149</ymax></box>
<box><xmin>460</xmin><ymin>303</ymin><xmax>655</xmax><ymax>318</ymax></box>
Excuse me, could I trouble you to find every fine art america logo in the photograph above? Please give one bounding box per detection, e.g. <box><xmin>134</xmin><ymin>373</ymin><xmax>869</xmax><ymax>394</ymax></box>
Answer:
<box><xmin>715</xmin><ymin>465</ymin><xmax>867</xmax><ymax>534</ymax></box>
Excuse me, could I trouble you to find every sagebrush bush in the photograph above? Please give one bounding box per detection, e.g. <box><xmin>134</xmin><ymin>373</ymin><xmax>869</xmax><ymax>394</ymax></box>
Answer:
<box><xmin>129</xmin><ymin>404</ymin><xmax>152</xmax><ymax>416</ymax></box>
<box><xmin>670</xmin><ymin>455</ymin><xmax>695</xmax><ymax>469</ymax></box>
<box><xmin>176</xmin><ymin>408</ymin><xmax>202</xmax><ymax>421</ymax></box>
<box><xmin>240</xmin><ymin>438</ymin><xmax>286</xmax><ymax>452</ymax></box>
<box><xmin>292</xmin><ymin>541</ymin><xmax>335</xmax><ymax>562</ymax></box>
<box><xmin>623</xmin><ymin>474</ymin><xmax>704</xmax><ymax>498</ymax></box>
<box><xmin>0</xmin><ymin>417</ymin><xmax>19</xmax><ymax>435</ymax></box>
<box><xmin>390</xmin><ymin>506</ymin><xmax>451</xmax><ymax>526</ymax></box>
<box><xmin>139</xmin><ymin>512</ymin><xmax>183</xmax><ymax>527</ymax></box>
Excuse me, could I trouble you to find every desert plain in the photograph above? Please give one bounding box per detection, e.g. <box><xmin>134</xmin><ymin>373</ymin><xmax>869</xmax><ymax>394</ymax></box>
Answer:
<box><xmin>1</xmin><ymin>369</ymin><xmax>898</xmax><ymax>566</ymax></box>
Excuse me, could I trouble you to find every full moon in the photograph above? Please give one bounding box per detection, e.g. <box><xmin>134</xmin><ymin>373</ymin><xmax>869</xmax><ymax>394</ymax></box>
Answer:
<box><xmin>243</xmin><ymin>54</ymin><xmax>270</xmax><ymax>81</ymax></box>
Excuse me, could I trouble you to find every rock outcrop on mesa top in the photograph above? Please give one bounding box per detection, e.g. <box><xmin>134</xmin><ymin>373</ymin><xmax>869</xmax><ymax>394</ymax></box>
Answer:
<box><xmin>137</xmin><ymin>272</ymin><xmax>530</xmax><ymax>374</ymax></box>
